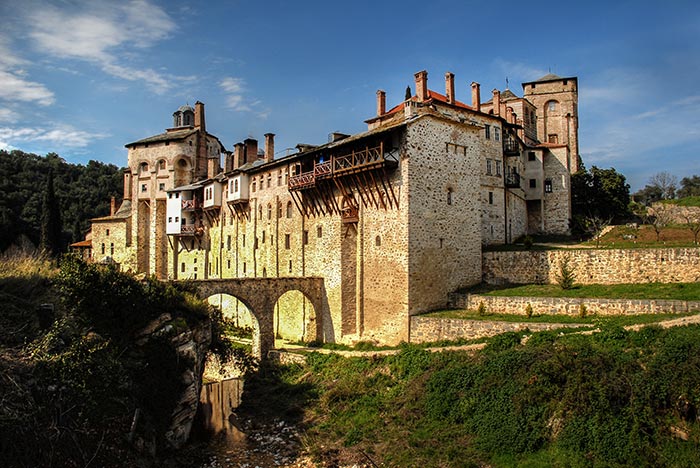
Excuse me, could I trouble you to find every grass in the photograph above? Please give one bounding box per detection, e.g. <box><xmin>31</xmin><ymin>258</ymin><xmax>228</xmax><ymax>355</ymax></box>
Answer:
<box><xmin>470</xmin><ymin>282</ymin><xmax>700</xmax><ymax>301</ymax></box>
<box><xmin>424</xmin><ymin>309</ymin><xmax>697</xmax><ymax>327</ymax></box>
<box><xmin>661</xmin><ymin>196</ymin><xmax>700</xmax><ymax>207</ymax></box>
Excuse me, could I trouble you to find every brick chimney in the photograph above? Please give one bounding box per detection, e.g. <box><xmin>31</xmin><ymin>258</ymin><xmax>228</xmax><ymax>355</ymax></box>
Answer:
<box><xmin>506</xmin><ymin>107</ymin><xmax>513</xmax><ymax>123</ymax></box>
<box><xmin>445</xmin><ymin>72</ymin><xmax>455</xmax><ymax>104</ymax></box>
<box><xmin>207</xmin><ymin>157</ymin><xmax>218</xmax><ymax>179</ymax></box>
<box><xmin>415</xmin><ymin>70</ymin><xmax>428</xmax><ymax>102</ymax></box>
<box><xmin>224</xmin><ymin>151</ymin><xmax>233</xmax><ymax>172</ymax></box>
<box><xmin>376</xmin><ymin>90</ymin><xmax>386</xmax><ymax>116</ymax></box>
<box><xmin>471</xmin><ymin>82</ymin><xmax>481</xmax><ymax>111</ymax></box>
<box><xmin>264</xmin><ymin>133</ymin><xmax>275</xmax><ymax>163</ymax></box>
<box><xmin>492</xmin><ymin>89</ymin><xmax>501</xmax><ymax>116</ymax></box>
<box><xmin>194</xmin><ymin>101</ymin><xmax>206</xmax><ymax>132</ymax></box>
<box><xmin>123</xmin><ymin>170</ymin><xmax>132</xmax><ymax>200</ymax></box>
<box><xmin>244</xmin><ymin>138</ymin><xmax>258</xmax><ymax>162</ymax></box>
<box><xmin>110</xmin><ymin>196</ymin><xmax>116</xmax><ymax>216</ymax></box>
<box><xmin>233</xmin><ymin>143</ymin><xmax>245</xmax><ymax>168</ymax></box>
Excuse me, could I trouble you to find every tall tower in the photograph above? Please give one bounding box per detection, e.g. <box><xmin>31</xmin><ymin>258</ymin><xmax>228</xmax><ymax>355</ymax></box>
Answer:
<box><xmin>522</xmin><ymin>74</ymin><xmax>580</xmax><ymax>173</ymax></box>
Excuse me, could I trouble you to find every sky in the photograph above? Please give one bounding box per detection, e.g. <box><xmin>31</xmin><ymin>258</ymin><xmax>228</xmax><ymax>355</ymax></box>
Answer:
<box><xmin>0</xmin><ymin>0</ymin><xmax>698</xmax><ymax>192</ymax></box>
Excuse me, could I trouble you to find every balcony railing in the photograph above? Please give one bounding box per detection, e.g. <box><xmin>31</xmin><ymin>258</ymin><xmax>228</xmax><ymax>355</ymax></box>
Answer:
<box><xmin>503</xmin><ymin>138</ymin><xmax>519</xmax><ymax>156</ymax></box>
<box><xmin>333</xmin><ymin>146</ymin><xmax>384</xmax><ymax>174</ymax></box>
<box><xmin>314</xmin><ymin>160</ymin><xmax>332</xmax><ymax>179</ymax></box>
<box><xmin>180</xmin><ymin>224</ymin><xmax>204</xmax><ymax>236</ymax></box>
<box><xmin>505</xmin><ymin>173</ymin><xmax>521</xmax><ymax>188</ymax></box>
<box><xmin>288</xmin><ymin>171</ymin><xmax>315</xmax><ymax>190</ymax></box>
<box><xmin>182</xmin><ymin>199</ymin><xmax>201</xmax><ymax>210</ymax></box>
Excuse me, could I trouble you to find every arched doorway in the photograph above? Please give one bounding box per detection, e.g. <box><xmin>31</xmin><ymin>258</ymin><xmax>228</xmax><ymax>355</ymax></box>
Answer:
<box><xmin>273</xmin><ymin>290</ymin><xmax>317</xmax><ymax>344</ymax></box>
<box><xmin>206</xmin><ymin>293</ymin><xmax>261</xmax><ymax>365</ymax></box>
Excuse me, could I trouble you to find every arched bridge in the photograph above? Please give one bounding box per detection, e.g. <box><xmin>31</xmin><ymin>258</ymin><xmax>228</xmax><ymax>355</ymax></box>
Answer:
<box><xmin>183</xmin><ymin>277</ymin><xmax>327</xmax><ymax>359</ymax></box>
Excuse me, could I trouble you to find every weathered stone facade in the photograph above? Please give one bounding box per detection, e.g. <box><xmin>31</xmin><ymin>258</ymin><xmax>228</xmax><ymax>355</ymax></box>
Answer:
<box><xmin>89</xmin><ymin>70</ymin><xmax>581</xmax><ymax>346</ymax></box>
<box><xmin>482</xmin><ymin>248</ymin><xmax>700</xmax><ymax>285</ymax></box>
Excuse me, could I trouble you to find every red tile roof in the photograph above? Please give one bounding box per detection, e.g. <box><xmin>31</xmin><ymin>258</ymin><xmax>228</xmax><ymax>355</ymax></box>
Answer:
<box><xmin>383</xmin><ymin>89</ymin><xmax>475</xmax><ymax>116</ymax></box>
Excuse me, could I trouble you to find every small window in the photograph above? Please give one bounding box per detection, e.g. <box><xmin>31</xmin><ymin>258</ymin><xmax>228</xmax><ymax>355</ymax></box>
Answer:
<box><xmin>285</xmin><ymin>234</ymin><xmax>291</xmax><ymax>249</ymax></box>
<box><xmin>447</xmin><ymin>188</ymin><xmax>453</xmax><ymax>205</ymax></box>
<box><xmin>494</xmin><ymin>127</ymin><xmax>500</xmax><ymax>141</ymax></box>
<box><xmin>288</xmin><ymin>260</ymin><xmax>292</xmax><ymax>273</ymax></box>
<box><xmin>242</xmin><ymin>234</ymin><xmax>246</xmax><ymax>247</ymax></box>
<box><xmin>258</xmin><ymin>206</ymin><xmax>263</xmax><ymax>220</ymax></box>
<box><xmin>495</xmin><ymin>161</ymin><xmax>502</xmax><ymax>176</ymax></box>
<box><xmin>227</xmin><ymin>259</ymin><xmax>231</xmax><ymax>269</ymax></box>
<box><xmin>140</xmin><ymin>162</ymin><xmax>149</xmax><ymax>173</ymax></box>
<box><xmin>488</xmin><ymin>192</ymin><xmax>493</xmax><ymax>204</ymax></box>
<box><xmin>317</xmin><ymin>225</ymin><xmax>323</xmax><ymax>238</ymax></box>
<box><xmin>262</xmin><ymin>231</ymin><xmax>266</xmax><ymax>243</ymax></box>
<box><xmin>159</xmin><ymin>183</ymin><xmax>165</xmax><ymax>192</ymax></box>
<box><xmin>286</xmin><ymin>201</ymin><xmax>293</xmax><ymax>218</ymax></box>
<box><xmin>486</xmin><ymin>159</ymin><xmax>492</xmax><ymax>175</ymax></box>
<box><xmin>278</xmin><ymin>170</ymin><xmax>282</xmax><ymax>186</ymax></box>
<box><xmin>234</xmin><ymin>179</ymin><xmax>239</xmax><ymax>192</ymax></box>
<box><xmin>168</xmin><ymin>193</ymin><xmax>172</xmax><ymax>199</ymax></box>
<box><xmin>101</xmin><ymin>243</ymin><xmax>105</xmax><ymax>255</ymax></box>
<box><xmin>181</xmin><ymin>262</ymin><xmax>185</xmax><ymax>273</ymax></box>
<box><xmin>158</xmin><ymin>160</ymin><xmax>165</xmax><ymax>170</ymax></box>
<box><xmin>548</xmin><ymin>101</ymin><xmax>557</xmax><ymax>111</ymax></box>
<box><xmin>375</xmin><ymin>235</ymin><xmax>381</xmax><ymax>247</ymax></box>
<box><xmin>278</xmin><ymin>202</ymin><xmax>283</xmax><ymax>218</ymax></box>
<box><xmin>106</xmin><ymin>229</ymin><xmax>110</xmax><ymax>236</ymax></box>
<box><xmin>254</xmin><ymin>237</ymin><xmax>258</xmax><ymax>249</ymax></box>
<box><xmin>544</xmin><ymin>179</ymin><xmax>553</xmax><ymax>193</ymax></box>
<box><xmin>168</xmin><ymin>217</ymin><xmax>172</xmax><ymax>223</ymax></box>
<box><xmin>270</xmin><ymin>235</ymin><xmax>274</xmax><ymax>245</ymax></box>
<box><xmin>252</xmin><ymin>181</ymin><xmax>256</xmax><ymax>192</ymax></box>
<box><xmin>243</xmin><ymin>262</ymin><xmax>247</xmax><ymax>274</ymax></box>
<box><xmin>227</xmin><ymin>235</ymin><xmax>231</xmax><ymax>250</ymax></box>
<box><xmin>528</xmin><ymin>152</ymin><xmax>536</xmax><ymax>161</ymax></box>
<box><xmin>267</xmin><ymin>204</ymin><xmax>272</xmax><ymax>220</ymax></box>
<box><xmin>267</xmin><ymin>174</ymin><xmax>271</xmax><ymax>188</ymax></box>
<box><xmin>141</xmin><ymin>184</ymin><xmax>147</xmax><ymax>192</ymax></box>
<box><xmin>529</xmin><ymin>179</ymin><xmax>537</xmax><ymax>188</ymax></box>
<box><xmin>548</xmin><ymin>134</ymin><xmax>559</xmax><ymax>144</ymax></box>
<box><xmin>484</xmin><ymin>125</ymin><xmax>491</xmax><ymax>139</ymax></box>
<box><xmin>303</xmin><ymin>230</ymin><xmax>309</xmax><ymax>245</ymax></box>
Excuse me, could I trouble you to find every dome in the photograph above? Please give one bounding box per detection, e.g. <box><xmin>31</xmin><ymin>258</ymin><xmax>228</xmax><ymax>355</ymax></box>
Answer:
<box><xmin>177</xmin><ymin>104</ymin><xmax>194</xmax><ymax>113</ymax></box>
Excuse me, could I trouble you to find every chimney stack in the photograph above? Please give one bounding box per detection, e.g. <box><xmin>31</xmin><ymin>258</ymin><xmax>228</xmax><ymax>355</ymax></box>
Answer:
<box><xmin>264</xmin><ymin>133</ymin><xmax>275</xmax><ymax>163</ymax></box>
<box><xmin>110</xmin><ymin>196</ymin><xmax>116</xmax><ymax>216</ymax></box>
<box><xmin>471</xmin><ymin>82</ymin><xmax>481</xmax><ymax>111</ymax></box>
<box><xmin>445</xmin><ymin>72</ymin><xmax>455</xmax><ymax>104</ymax></box>
<box><xmin>224</xmin><ymin>152</ymin><xmax>233</xmax><ymax>172</ymax></box>
<box><xmin>123</xmin><ymin>171</ymin><xmax>132</xmax><ymax>200</ymax></box>
<box><xmin>415</xmin><ymin>70</ymin><xmax>428</xmax><ymax>102</ymax></box>
<box><xmin>207</xmin><ymin>157</ymin><xmax>218</xmax><ymax>179</ymax></box>
<box><xmin>233</xmin><ymin>143</ymin><xmax>245</xmax><ymax>168</ymax></box>
<box><xmin>194</xmin><ymin>101</ymin><xmax>206</xmax><ymax>132</ymax></box>
<box><xmin>244</xmin><ymin>138</ymin><xmax>258</xmax><ymax>162</ymax></box>
<box><xmin>492</xmin><ymin>89</ymin><xmax>501</xmax><ymax>116</ymax></box>
<box><xmin>376</xmin><ymin>90</ymin><xmax>386</xmax><ymax>116</ymax></box>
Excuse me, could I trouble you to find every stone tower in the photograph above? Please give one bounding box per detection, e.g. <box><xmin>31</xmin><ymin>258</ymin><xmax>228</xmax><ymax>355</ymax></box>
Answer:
<box><xmin>522</xmin><ymin>74</ymin><xmax>580</xmax><ymax>173</ymax></box>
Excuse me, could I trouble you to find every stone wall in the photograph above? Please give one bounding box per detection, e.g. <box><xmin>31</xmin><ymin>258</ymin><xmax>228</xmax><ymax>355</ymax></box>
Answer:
<box><xmin>410</xmin><ymin>316</ymin><xmax>585</xmax><ymax>343</ymax></box>
<box><xmin>452</xmin><ymin>293</ymin><xmax>700</xmax><ymax>316</ymax></box>
<box><xmin>483</xmin><ymin>248</ymin><xmax>700</xmax><ymax>285</ymax></box>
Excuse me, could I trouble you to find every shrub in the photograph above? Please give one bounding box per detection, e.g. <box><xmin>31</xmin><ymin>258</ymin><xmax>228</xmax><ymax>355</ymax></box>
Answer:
<box><xmin>526</xmin><ymin>303</ymin><xmax>534</xmax><ymax>318</ymax></box>
<box><xmin>556</xmin><ymin>255</ymin><xmax>576</xmax><ymax>290</ymax></box>
<box><xmin>578</xmin><ymin>303</ymin><xmax>587</xmax><ymax>318</ymax></box>
<box><xmin>478</xmin><ymin>301</ymin><xmax>487</xmax><ymax>316</ymax></box>
<box><xmin>523</xmin><ymin>235</ymin><xmax>534</xmax><ymax>250</ymax></box>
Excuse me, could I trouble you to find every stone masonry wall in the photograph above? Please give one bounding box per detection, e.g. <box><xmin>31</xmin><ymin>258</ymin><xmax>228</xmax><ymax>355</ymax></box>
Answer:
<box><xmin>452</xmin><ymin>294</ymin><xmax>700</xmax><ymax>316</ymax></box>
<box><xmin>410</xmin><ymin>316</ymin><xmax>585</xmax><ymax>343</ymax></box>
<box><xmin>483</xmin><ymin>248</ymin><xmax>700</xmax><ymax>285</ymax></box>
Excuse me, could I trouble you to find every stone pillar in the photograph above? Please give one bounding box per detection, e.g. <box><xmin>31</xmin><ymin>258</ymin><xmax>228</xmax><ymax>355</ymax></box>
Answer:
<box><xmin>110</xmin><ymin>196</ymin><xmax>116</xmax><ymax>216</ymax></box>
<box><xmin>123</xmin><ymin>170</ymin><xmax>132</xmax><ymax>200</ymax></box>
<box><xmin>233</xmin><ymin>143</ymin><xmax>245</xmax><ymax>168</ymax></box>
<box><xmin>194</xmin><ymin>101</ymin><xmax>206</xmax><ymax>132</ymax></box>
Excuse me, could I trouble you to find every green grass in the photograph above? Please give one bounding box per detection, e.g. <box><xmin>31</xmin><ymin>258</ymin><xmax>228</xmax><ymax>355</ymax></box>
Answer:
<box><xmin>470</xmin><ymin>282</ymin><xmax>700</xmax><ymax>301</ymax></box>
<box><xmin>424</xmin><ymin>309</ymin><xmax>697</xmax><ymax>327</ymax></box>
<box><xmin>661</xmin><ymin>196</ymin><xmax>700</xmax><ymax>207</ymax></box>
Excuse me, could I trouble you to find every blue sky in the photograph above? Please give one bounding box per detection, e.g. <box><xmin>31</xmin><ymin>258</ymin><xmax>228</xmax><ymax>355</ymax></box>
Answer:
<box><xmin>0</xmin><ymin>0</ymin><xmax>698</xmax><ymax>191</ymax></box>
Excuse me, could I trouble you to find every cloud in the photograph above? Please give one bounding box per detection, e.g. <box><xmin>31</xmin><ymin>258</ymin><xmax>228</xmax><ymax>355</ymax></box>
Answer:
<box><xmin>0</xmin><ymin>109</ymin><xmax>15</xmax><ymax>123</ymax></box>
<box><xmin>0</xmin><ymin>35</ymin><xmax>55</xmax><ymax>106</ymax></box>
<box><xmin>0</xmin><ymin>125</ymin><xmax>108</xmax><ymax>152</ymax></box>
<box><xmin>25</xmin><ymin>1</ymin><xmax>176</xmax><ymax>93</ymax></box>
<box><xmin>219</xmin><ymin>76</ymin><xmax>269</xmax><ymax>118</ymax></box>
<box><xmin>492</xmin><ymin>59</ymin><xmax>548</xmax><ymax>82</ymax></box>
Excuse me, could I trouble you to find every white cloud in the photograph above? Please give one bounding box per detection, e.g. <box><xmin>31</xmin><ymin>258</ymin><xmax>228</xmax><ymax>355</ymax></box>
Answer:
<box><xmin>220</xmin><ymin>77</ymin><xmax>245</xmax><ymax>94</ymax></box>
<box><xmin>25</xmin><ymin>1</ymin><xmax>176</xmax><ymax>93</ymax></box>
<box><xmin>219</xmin><ymin>76</ymin><xmax>269</xmax><ymax>118</ymax></box>
<box><xmin>0</xmin><ymin>35</ymin><xmax>55</xmax><ymax>106</ymax></box>
<box><xmin>492</xmin><ymin>59</ymin><xmax>548</xmax><ymax>82</ymax></box>
<box><xmin>0</xmin><ymin>125</ymin><xmax>108</xmax><ymax>151</ymax></box>
<box><xmin>0</xmin><ymin>108</ymin><xmax>17</xmax><ymax>123</ymax></box>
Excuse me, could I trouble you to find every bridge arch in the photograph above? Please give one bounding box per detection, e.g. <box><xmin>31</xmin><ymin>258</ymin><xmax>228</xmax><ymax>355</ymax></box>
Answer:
<box><xmin>184</xmin><ymin>277</ymin><xmax>326</xmax><ymax>359</ymax></box>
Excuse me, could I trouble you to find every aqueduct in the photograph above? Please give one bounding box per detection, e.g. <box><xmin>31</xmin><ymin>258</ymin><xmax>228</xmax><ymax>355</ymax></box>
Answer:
<box><xmin>185</xmin><ymin>277</ymin><xmax>327</xmax><ymax>359</ymax></box>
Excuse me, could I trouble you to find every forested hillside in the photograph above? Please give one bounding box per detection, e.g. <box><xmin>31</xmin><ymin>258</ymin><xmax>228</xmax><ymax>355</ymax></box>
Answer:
<box><xmin>0</xmin><ymin>150</ymin><xmax>123</xmax><ymax>252</ymax></box>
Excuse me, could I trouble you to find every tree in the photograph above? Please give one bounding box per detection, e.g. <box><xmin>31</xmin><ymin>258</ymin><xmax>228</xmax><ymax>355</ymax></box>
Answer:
<box><xmin>677</xmin><ymin>175</ymin><xmax>700</xmax><ymax>198</ymax></box>
<box><xmin>405</xmin><ymin>86</ymin><xmax>412</xmax><ymax>100</ymax></box>
<box><xmin>39</xmin><ymin>168</ymin><xmax>63</xmax><ymax>256</ymax></box>
<box><xmin>571</xmin><ymin>165</ymin><xmax>630</xmax><ymax>236</ymax></box>
<box><xmin>633</xmin><ymin>184</ymin><xmax>663</xmax><ymax>206</ymax></box>
<box><xmin>683</xmin><ymin>213</ymin><xmax>700</xmax><ymax>245</ymax></box>
<box><xmin>634</xmin><ymin>203</ymin><xmax>673</xmax><ymax>241</ymax></box>
<box><xmin>649</xmin><ymin>172</ymin><xmax>677</xmax><ymax>200</ymax></box>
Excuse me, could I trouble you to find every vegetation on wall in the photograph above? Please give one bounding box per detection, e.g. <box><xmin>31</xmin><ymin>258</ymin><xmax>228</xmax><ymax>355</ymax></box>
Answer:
<box><xmin>0</xmin><ymin>150</ymin><xmax>123</xmax><ymax>252</ymax></box>
<box><xmin>571</xmin><ymin>164</ymin><xmax>631</xmax><ymax>237</ymax></box>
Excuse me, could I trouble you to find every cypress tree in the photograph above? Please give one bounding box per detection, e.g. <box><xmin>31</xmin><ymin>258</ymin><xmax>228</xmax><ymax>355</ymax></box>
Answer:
<box><xmin>405</xmin><ymin>86</ymin><xmax>412</xmax><ymax>100</ymax></box>
<box><xmin>40</xmin><ymin>168</ymin><xmax>63</xmax><ymax>256</ymax></box>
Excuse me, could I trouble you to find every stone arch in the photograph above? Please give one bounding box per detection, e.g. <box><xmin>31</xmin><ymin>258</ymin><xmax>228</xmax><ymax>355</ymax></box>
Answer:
<box><xmin>174</xmin><ymin>156</ymin><xmax>191</xmax><ymax>187</ymax></box>
<box><xmin>272</xmin><ymin>289</ymin><xmax>317</xmax><ymax>343</ymax></box>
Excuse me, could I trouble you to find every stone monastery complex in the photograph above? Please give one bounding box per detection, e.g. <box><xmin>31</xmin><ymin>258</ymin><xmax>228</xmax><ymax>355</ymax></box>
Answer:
<box><xmin>86</xmin><ymin>70</ymin><xmax>580</xmax><ymax>345</ymax></box>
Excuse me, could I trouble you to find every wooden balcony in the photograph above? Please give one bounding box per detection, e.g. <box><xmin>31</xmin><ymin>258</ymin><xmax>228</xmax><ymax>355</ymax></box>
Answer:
<box><xmin>288</xmin><ymin>171</ymin><xmax>316</xmax><ymax>190</ymax></box>
<box><xmin>179</xmin><ymin>224</ymin><xmax>204</xmax><ymax>236</ymax></box>
<box><xmin>505</xmin><ymin>173</ymin><xmax>521</xmax><ymax>188</ymax></box>
<box><xmin>503</xmin><ymin>138</ymin><xmax>520</xmax><ymax>156</ymax></box>
<box><xmin>314</xmin><ymin>160</ymin><xmax>332</xmax><ymax>179</ymax></box>
<box><xmin>182</xmin><ymin>199</ymin><xmax>201</xmax><ymax>211</ymax></box>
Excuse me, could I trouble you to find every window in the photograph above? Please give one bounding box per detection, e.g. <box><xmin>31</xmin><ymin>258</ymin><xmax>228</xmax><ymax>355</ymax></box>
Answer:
<box><xmin>168</xmin><ymin>193</ymin><xmax>172</xmax><ymax>199</ymax></box>
<box><xmin>106</xmin><ymin>229</ymin><xmax>110</xmax><ymax>236</ymax></box>
<box><xmin>544</xmin><ymin>179</ymin><xmax>553</xmax><ymax>193</ymax></box>
<box><xmin>278</xmin><ymin>170</ymin><xmax>282</xmax><ymax>186</ymax></box>
<box><xmin>267</xmin><ymin>174</ymin><xmax>271</xmax><ymax>188</ymax></box>
<box><xmin>285</xmin><ymin>234</ymin><xmax>291</xmax><ymax>249</ymax></box>
<box><xmin>168</xmin><ymin>217</ymin><xmax>172</xmax><ymax>223</ymax></box>
<box><xmin>528</xmin><ymin>152</ymin><xmax>536</xmax><ymax>161</ymax></box>
<box><xmin>548</xmin><ymin>134</ymin><xmax>559</xmax><ymax>144</ymax></box>
<box><xmin>286</xmin><ymin>201</ymin><xmax>293</xmax><ymax>218</ymax></box>
<box><xmin>243</xmin><ymin>262</ymin><xmax>246</xmax><ymax>274</ymax></box>
<box><xmin>252</xmin><ymin>181</ymin><xmax>256</xmax><ymax>192</ymax></box>
<box><xmin>242</xmin><ymin>234</ymin><xmax>246</xmax><ymax>247</ymax></box>
<box><xmin>258</xmin><ymin>206</ymin><xmax>263</xmax><ymax>220</ymax></box>
<box><xmin>494</xmin><ymin>127</ymin><xmax>500</xmax><ymax>141</ymax></box>
<box><xmin>529</xmin><ymin>179</ymin><xmax>537</xmax><ymax>188</ymax></box>
<box><xmin>447</xmin><ymin>188</ymin><xmax>453</xmax><ymax>205</ymax></box>
<box><xmin>234</xmin><ymin>179</ymin><xmax>239</xmax><ymax>192</ymax></box>
<box><xmin>267</xmin><ymin>204</ymin><xmax>272</xmax><ymax>220</ymax></box>
<box><xmin>159</xmin><ymin>183</ymin><xmax>165</xmax><ymax>192</ymax></box>
<box><xmin>141</xmin><ymin>184</ymin><xmax>147</xmax><ymax>192</ymax></box>
<box><xmin>140</xmin><ymin>162</ymin><xmax>149</xmax><ymax>173</ymax></box>
<box><xmin>101</xmin><ymin>243</ymin><xmax>105</xmax><ymax>255</ymax></box>
<box><xmin>227</xmin><ymin>259</ymin><xmax>230</xmax><ymax>269</ymax></box>
<box><xmin>284</xmin><ymin>169</ymin><xmax>288</xmax><ymax>185</ymax></box>
<box><xmin>303</xmin><ymin>230</ymin><xmax>309</xmax><ymax>245</ymax></box>
<box><xmin>278</xmin><ymin>202</ymin><xmax>283</xmax><ymax>218</ymax></box>
<box><xmin>181</xmin><ymin>262</ymin><xmax>185</xmax><ymax>273</ymax></box>
<box><xmin>317</xmin><ymin>225</ymin><xmax>323</xmax><ymax>238</ymax></box>
<box><xmin>548</xmin><ymin>101</ymin><xmax>557</xmax><ymax>112</ymax></box>
<box><xmin>262</xmin><ymin>231</ymin><xmax>266</xmax><ymax>243</ymax></box>
<box><xmin>375</xmin><ymin>235</ymin><xmax>381</xmax><ymax>247</ymax></box>
<box><xmin>288</xmin><ymin>260</ymin><xmax>292</xmax><ymax>273</ymax></box>
<box><xmin>227</xmin><ymin>235</ymin><xmax>231</xmax><ymax>250</ymax></box>
<box><xmin>176</xmin><ymin>217</ymin><xmax>180</xmax><ymax>223</ymax></box>
<box><xmin>484</xmin><ymin>125</ymin><xmax>491</xmax><ymax>139</ymax></box>
<box><xmin>496</xmin><ymin>161</ymin><xmax>502</xmax><ymax>176</ymax></box>
<box><xmin>488</xmin><ymin>192</ymin><xmax>493</xmax><ymax>204</ymax></box>
<box><xmin>486</xmin><ymin>159</ymin><xmax>492</xmax><ymax>175</ymax></box>
<box><xmin>158</xmin><ymin>160</ymin><xmax>165</xmax><ymax>170</ymax></box>
<box><xmin>270</xmin><ymin>235</ymin><xmax>273</xmax><ymax>245</ymax></box>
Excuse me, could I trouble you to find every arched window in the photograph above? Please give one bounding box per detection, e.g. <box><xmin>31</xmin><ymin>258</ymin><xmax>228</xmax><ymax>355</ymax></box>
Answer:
<box><xmin>258</xmin><ymin>205</ymin><xmax>263</xmax><ymax>220</ymax></box>
<box><xmin>447</xmin><ymin>187</ymin><xmax>454</xmax><ymax>205</ymax></box>
<box><xmin>158</xmin><ymin>159</ymin><xmax>166</xmax><ymax>171</ymax></box>
<box><xmin>375</xmin><ymin>235</ymin><xmax>381</xmax><ymax>247</ymax></box>
<box><xmin>286</xmin><ymin>201</ymin><xmax>293</xmax><ymax>218</ymax></box>
<box><xmin>267</xmin><ymin>204</ymin><xmax>272</xmax><ymax>220</ymax></box>
<box><xmin>139</xmin><ymin>162</ymin><xmax>149</xmax><ymax>174</ymax></box>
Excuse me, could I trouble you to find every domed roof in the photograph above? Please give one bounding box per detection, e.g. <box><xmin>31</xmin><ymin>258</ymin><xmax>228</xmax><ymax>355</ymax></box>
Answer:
<box><xmin>176</xmin><ymin>104</ymin><xmax>194</xmax><ymax>113</ymax></box>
